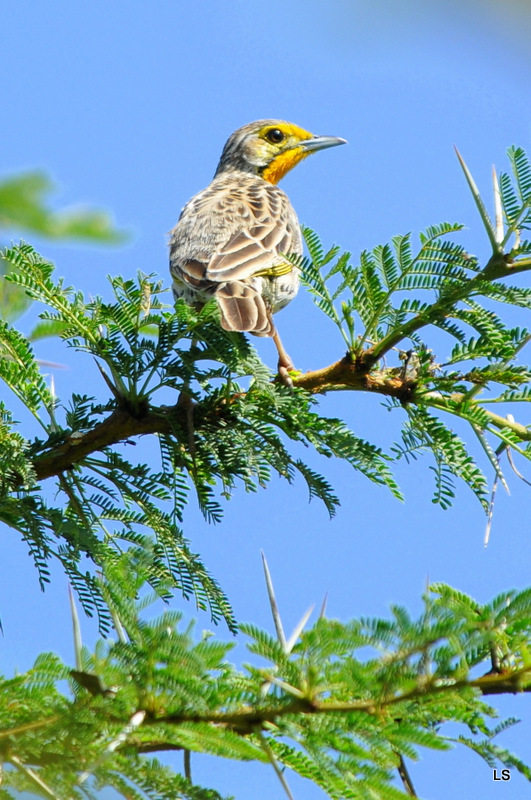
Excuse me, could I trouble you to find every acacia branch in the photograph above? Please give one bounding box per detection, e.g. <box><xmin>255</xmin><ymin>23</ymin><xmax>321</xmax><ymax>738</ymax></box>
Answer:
<box><xmin>362</xmin><ymin>253</ymin><xmax>531</xmax><ymax>366</ymax></box>
<box><xmin>29</xmin><ymin>358</ymin><xmax>414</xmax><ymax>482</ymax></box>
<box><xmin>32</xmin><ymin>406</ymin><xmax>179</xmax><ymax>480</ymax></box>
<box><xmin>32</xmin><ymin>399</ymin><xmax>232</xmax><ymax>480</ymax></box>
<box><xmin>424</xmin><ymin>392</ymin><xmax>531</xmax><ymax>440</ymax></box>
<box><xmin>28</xmin><ymin>247</ymin><xmax>531</xmax><ymax>484</ymax></box>
<box><xmin>30</xmin><ymin>352</ymin><xmax>531</xmax><ymax>483</ymax></box>
<box><xmin>8</xmin><ymin>668</ymin><xmax>531</xmax><ymax>765</ymax></box>
<box><xmin>292</xmin><ymin>355</ymin><xmax>414</xmax><ymax>398</ymax></box>
<box><xmin>150</xmin><ymin>666</ymin><xmax>531</xmax><ymax>734</ymax></box>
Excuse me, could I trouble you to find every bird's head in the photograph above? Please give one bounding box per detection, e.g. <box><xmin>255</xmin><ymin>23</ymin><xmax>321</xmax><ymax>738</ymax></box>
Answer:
<box><xmin>214</xmin><ymin>119</ymin><xmax>346</xmax><ymax>184</ymax></box>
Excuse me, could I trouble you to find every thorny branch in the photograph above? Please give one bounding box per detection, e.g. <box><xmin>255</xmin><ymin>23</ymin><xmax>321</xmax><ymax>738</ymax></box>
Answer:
<box><xmin>25</xmin><ymin>246</ymin><xmax>531</xmax><ymax>483</ymax></box>
<box><xmin>30</xmin><ymin>353</ymin><xmax>531</xmax><ymax>483</ymax></box>
<box><xmin>7</xmin><ymin>666</ymin><xmax>530</xmax><ymax>764</ymax></box>
<box><xmin>149</xmin><ymin>665</ymin><xmax>531</xmax><ymax>733</ymax></box>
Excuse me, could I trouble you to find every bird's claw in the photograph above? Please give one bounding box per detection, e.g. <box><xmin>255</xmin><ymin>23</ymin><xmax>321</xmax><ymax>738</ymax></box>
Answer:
<box><xmin>277</xmin><ymin>363</ymin><xmax>300</xmax><ymax>388</ymax></box>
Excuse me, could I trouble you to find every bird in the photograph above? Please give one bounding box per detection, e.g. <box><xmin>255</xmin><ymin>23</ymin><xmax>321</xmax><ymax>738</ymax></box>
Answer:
<box><xmin>169</xmin><ymin>119</ymin><xmax>346</xmax><ymax>381</ymax></box>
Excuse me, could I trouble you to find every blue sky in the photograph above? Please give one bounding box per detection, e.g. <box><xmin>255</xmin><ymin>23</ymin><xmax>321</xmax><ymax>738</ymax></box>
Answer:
<box><xmin>2</xmin><ymin>1</ymin><xmax>531</xmax><ymax>797</ymax></box>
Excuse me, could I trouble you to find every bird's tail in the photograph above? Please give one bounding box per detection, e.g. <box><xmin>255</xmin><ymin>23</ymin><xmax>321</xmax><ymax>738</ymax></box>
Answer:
<box><xmin>217</xmin><ymin>281</ymin><xmax>274</xmax><ymax>337</ymax></box>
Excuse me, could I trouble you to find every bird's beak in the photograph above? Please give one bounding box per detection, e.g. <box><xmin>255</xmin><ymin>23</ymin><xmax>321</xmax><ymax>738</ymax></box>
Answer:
<box><xmin>299</xmin><ymin>135</ymin><xmax>347</xmax><ymax>153</ymax></box>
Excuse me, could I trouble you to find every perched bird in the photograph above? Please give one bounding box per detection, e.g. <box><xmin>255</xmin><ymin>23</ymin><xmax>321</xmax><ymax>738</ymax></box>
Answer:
<box><xmin>169</xmin><ymin>119</ymin><xmax>346</xmax><ymax>379</ymax></box>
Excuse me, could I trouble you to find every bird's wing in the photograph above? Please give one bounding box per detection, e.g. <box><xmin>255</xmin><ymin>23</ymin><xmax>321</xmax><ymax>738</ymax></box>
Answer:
<box><xmin>204</xmin><ymin>186</ymin><xmax>295</xmax><ymax>282</ymax></box>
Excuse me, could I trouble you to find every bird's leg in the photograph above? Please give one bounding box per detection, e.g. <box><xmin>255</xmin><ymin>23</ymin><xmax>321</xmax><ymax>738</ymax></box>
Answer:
<box><xmin>272</xmin><ymin>328</ymin><xmax>295</xmax><ymax>387</ymax></box>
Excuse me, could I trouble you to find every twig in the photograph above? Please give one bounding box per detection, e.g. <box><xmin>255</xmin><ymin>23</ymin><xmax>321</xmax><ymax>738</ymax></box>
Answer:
<box><xmin>9</xmin><ymin>755</ymin><xmax>61</xmax><ymax>800</ymax></box>
<box><xmin>184</xmin><ymin>749</ymin><xmax>192</xmax><ymax>782</ymax></box>
<box><xmin>397</xmin><ymin>754</ymin><xmax>418</xmax><ymax>797</ymax></box>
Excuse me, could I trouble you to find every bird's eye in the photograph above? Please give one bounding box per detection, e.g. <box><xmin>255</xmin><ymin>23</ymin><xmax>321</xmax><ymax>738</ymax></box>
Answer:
<box><xmin>265</xmin><ymin>128</ymin><xmax>285</xmax><ymax>144</ymax></box>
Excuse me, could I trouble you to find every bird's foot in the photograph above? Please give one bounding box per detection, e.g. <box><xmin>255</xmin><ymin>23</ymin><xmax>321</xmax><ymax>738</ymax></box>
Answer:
<box><xmin>276</xmin><ymin>361</ymin><xmax>301</xmax><ymax>388</ymax></box>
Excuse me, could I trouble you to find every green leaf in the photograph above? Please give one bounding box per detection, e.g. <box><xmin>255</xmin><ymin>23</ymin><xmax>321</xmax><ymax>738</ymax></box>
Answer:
<box><xmin>0</xmin><ymin>171</ymin><xmax>127</xmax><ymax>243</ymax></box>
<box><xmin>0</xmin><ymin>255</ymin><xmax>33</xmax><ymax>322</ymax></box>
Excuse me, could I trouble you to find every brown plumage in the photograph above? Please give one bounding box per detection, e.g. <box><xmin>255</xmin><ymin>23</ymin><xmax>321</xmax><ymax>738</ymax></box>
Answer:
<box><xmin>169</xmin><ymin>119</ymin><xmax>346</xmax><ymax>378</ymax></box>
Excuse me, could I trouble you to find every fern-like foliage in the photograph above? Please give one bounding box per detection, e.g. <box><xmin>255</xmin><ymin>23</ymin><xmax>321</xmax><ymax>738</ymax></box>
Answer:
<box><xmin>296</xmin><ymin>147</ymin><xmax>531</xmax><ymax>509</ymax></box>
<box><xmin>1</xmin><ymin>146</ymin><xmax>531</xmax><ymax>620</ymax></box>
<box><xmin>0</xmin><ymin>243</ymin><xmax>401</xmax><ymax>628</ymax></box>
<box><xmin>298</xmin><ymin>221</ymin><xmax>477</xmax><ymax>351</ymax></box>
<box><xmin>3</xmin><ymin>148</ymin><xmax>531</xmax><ymax>800</ymax></box>
<box><xmin>2</xmin><ymin>560</ymin><xmax>530</xmax><ymax>799</ymax></box>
